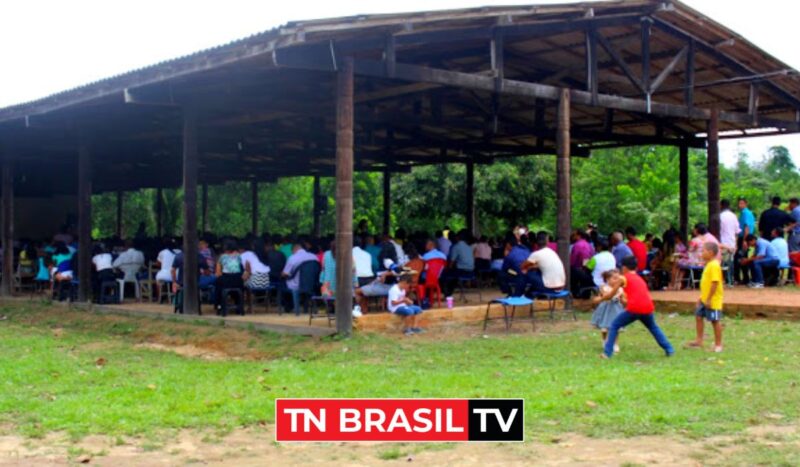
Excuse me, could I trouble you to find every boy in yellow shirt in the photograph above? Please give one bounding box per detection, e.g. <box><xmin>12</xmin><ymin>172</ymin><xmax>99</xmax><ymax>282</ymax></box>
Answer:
<box><xmin>687</xmin><ymin>242</ymin><xmax>724</xmax><ymax>352</ymax></box>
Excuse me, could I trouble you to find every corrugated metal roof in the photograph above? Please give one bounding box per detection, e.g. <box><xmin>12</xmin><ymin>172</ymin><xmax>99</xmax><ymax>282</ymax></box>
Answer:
<box><xmin>1</xmin><ymin>0</ymin><xmax>798</xmax><ymax>124</ymax></box>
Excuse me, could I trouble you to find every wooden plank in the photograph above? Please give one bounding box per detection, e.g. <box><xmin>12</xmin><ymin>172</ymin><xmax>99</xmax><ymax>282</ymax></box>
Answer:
<box><xmin>334</xmin><ymin>56</ymin><xmax>355</xmax><ymax>336</ymax></box>
<box><xmin>685</xmin><ymin>40</ymin><xmax>695</xmax><ymax>108</ymax></box>
<box><xmin>641</xmin><ymin>18</ymin><xmax>652</xmax><ymax>95</ymax></box>
<box><xmin>595</xmin><ymin>32</ymin><xmax>646</xmax><ymax>94</ymax></box>
<box><xmin>707</xmin><ymin>109</ymin><xmax>721</xmax><ymax>240</ymax></box>
<box><xmin>679</xmin><ymin>144</ymin><xmax>689</xmax><ymax>239</ymax></box>
<box><xmin>748</xmin><ymin>83</ymin><xmax>760</xmax><ymax>126</ymax></box>
<box><xmin>649</xmin><ymin>46</ymin><xmax>688</xmax><ymax>93</ymax></box>
<box><xmin>652</xmin><ymin>17</ymin><xmax>800</xmax><ymax>112</ymax></box>
<box><xmin>556</xmin><ymin>88</ymin><xmax>571</xmax><ymax>287</ymax></box>
<box><xmin>182</xmin><ymin>107</ymin><xmax>200</xmax><ymax>315</ymax></box>
<box><xmin>0</xmin><ymin>155</ymin><xmax>13</xmax><ymax>297</ymax></box>
<box><xmin>585</xmin><ymin>26</ymin><xmax>599</xmax><ymax>105</ymax></box>
<box><xmin>77</xmin><ymin>139</ymin><xmax>92</xmax><ymax>302</ymax></box>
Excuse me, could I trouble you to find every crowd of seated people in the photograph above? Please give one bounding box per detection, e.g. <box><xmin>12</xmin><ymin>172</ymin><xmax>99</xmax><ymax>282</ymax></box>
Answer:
<box><xmin>5</xmin><ymin>195</ymin><xmax>798</xmax><ymax>317</ymax></box>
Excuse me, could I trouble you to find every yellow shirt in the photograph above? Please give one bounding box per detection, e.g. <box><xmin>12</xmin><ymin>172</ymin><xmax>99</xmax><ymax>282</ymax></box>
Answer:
<box><xmin>700</xmin><ymin>259</ymin><xmax>723</xmax><ymax>310</ymax></box>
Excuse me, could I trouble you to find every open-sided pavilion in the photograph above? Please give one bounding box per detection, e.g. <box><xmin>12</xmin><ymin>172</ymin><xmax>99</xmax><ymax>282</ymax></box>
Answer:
<box><xmin>1</xmin><ymin>0</ymin><xmax>800</xmax><ymax>335</ymax></box>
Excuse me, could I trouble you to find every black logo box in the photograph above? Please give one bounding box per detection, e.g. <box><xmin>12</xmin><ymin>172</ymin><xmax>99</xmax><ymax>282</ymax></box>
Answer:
<box><xmin>467</xmin><ymin>399</ymin><xmax>524</xmax><ymax>442</ymax></box>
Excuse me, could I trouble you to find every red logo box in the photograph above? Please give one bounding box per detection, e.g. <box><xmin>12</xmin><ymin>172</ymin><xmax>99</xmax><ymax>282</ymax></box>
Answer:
<box><xmin>275</xmin><ymin>398</ymin><xmax>523</xmax><ymax>442</ymax></box>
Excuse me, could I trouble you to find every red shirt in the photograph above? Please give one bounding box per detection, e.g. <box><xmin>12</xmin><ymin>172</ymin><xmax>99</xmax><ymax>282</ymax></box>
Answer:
<box><xmin>627</xmin><ymin>238</ymin><xmax>648</xmax><ymax>271</ymax></box>
<box><xmin>622</xmin><ymin>272</ymin><xmax>654</xmax><ymax>314</ymax></box>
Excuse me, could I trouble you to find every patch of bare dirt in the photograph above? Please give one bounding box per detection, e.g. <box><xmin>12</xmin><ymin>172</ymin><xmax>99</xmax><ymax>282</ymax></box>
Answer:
<box><xmin>134</xmin><ymin>342</ymin><xmax>229</xmax><ymax>360</ymax></box>
<box><xmin>0</xmin><ymin>425</ymin><xmax>795</xmax><ymax>466</ymax></box>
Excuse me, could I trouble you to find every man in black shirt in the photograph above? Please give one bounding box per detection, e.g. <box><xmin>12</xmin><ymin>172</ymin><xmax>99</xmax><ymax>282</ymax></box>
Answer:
<box><xmin>758</xmin><ymin>196</ymin><xmax>796</xmax><ymax>240</ymax></box>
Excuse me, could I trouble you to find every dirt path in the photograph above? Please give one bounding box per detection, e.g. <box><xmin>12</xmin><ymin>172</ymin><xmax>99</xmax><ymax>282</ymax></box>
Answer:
<box><xmin>0</xmin><ymin>424</ymin><xmax>796</xmax><ymax>466</ymax></box>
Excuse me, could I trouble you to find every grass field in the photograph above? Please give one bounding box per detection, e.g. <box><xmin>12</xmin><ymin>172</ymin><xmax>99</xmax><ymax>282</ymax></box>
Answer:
<box><xmin>1</xmin><ymin>300</ymin><xmax>799</xmax><ymax>464</ymax></box>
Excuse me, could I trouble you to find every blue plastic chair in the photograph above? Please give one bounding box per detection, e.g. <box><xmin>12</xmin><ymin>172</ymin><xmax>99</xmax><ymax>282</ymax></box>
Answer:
<box><xmin>533</xmin><ymin>290</ymin><xmax>575</xmax><ymax>321</ymax></box>
<box><xmin>483</xmin><ymin>296</ymin><xmax>535</xmax><ymax>332</ymax></box>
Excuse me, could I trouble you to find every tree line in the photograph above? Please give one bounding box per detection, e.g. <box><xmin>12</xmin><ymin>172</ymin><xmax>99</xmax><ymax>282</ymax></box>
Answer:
<box><xmin>92</xmin><ymin>145</ymin><xmax>800</xmax><ymax>239</ymax></box>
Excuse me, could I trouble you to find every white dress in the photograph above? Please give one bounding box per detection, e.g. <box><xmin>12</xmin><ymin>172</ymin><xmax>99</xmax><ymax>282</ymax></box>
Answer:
<box><xmin>156</xmin><ymin>249</ymin><xmax>179</xmax><ymax>282</ymax></box>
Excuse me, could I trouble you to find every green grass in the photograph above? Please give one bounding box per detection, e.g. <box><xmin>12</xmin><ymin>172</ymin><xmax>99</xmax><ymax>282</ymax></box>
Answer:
<box><xmin>0</xmin><ymin>302</ymin><xmax>799</xmax><ymax>443</ymax></box>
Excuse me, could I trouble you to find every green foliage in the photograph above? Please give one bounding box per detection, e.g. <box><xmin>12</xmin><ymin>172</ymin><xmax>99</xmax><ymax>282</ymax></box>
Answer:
<box><xmin>88</xmin><ymin>145</ymin><xmax>799</xmax><ymax>239</ymax></box>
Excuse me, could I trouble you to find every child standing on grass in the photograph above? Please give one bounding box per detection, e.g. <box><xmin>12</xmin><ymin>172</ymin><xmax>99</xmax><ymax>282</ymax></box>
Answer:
<box><xmin>590</xmin><ymin>269</ymin><xmax>625</xmax><ymax>354</ymax></box>
<box><xmin>388</xmin><ymin>274</ymin><xmax>424</xmax><ymax>336</ymax></box>
<box><xmin>594</xmin><ymin>255</ymin><xmax>675</xmax><ymax>359</ymax></box>
<box><xmin>687</xmin><ymin>242</ymin><xmax>724</xmax><ymax>352</ymax></box>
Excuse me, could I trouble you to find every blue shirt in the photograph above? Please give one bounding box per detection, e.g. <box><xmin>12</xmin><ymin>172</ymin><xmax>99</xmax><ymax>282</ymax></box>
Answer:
<box><xmin>448</xmin><ymin>241</ymin><xmax>474</xmax><ymax>271</ymax></box>
<box><xmin>365</xmin><ymin>245</ymin><xmax>381</xmax><ymax>272</ymax></box>
<box><xmin>771</xmin><ymin>237</ymin><xmax>790</xmax><ymax>267</ymax></box>
<box><xmin>282</xmin><ymin>249</ymin><xmax>318</xmax><ymax>290</ymax></box>
<box><xmin>739</xmin><ymin>207</ymin><xmax>756</xmax><ymax>237</ymax></box>
<box><xmin>502</xmin><ymin>245</ymin><xmax>531</xmax><ymax>273</ymax></box>
<box><xmin>422</xmin><ymin>249</ymin><xmax>447</xmax><ymax>261</ymax></box>
<box><xmin>792</xmin><ymin>206</ymin><xmax>800</xmax><ymax>235</ymax></box>
<box><xmin>612</xmin><ymin>243</ymin><xmax>633</xmax><ymax>267</ymax></box>
<box><xmin>754</xmin><ymin>237</ymin><xmax>778</xmax><ymax>260</ymax></box>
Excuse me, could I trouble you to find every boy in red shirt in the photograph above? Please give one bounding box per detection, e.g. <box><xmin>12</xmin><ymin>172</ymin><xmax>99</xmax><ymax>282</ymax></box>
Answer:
<box><xmin>594</xmin><ymin>255</ymin><xmax>675</xmax><ymax>359</ymax></box>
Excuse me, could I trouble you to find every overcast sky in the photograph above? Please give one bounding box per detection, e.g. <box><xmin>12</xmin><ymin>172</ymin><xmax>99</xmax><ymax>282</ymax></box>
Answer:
<box><xmin>1</xmin><ymin>0</ymin><xmax>798</xmax><ymax>166</ymax></box>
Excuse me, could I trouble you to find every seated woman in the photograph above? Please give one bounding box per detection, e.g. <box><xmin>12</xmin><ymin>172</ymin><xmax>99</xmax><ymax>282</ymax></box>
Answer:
<box><xmin>49</xmin><ymin>242</ymin><xmax>73</xmax><ymax>296</ymax></box>
<box><xmin>214</xmin><ymin>238</ymin><xmax>244</xmax><ymax>315</ymax></box>
<box><xmin>241</xmin><ymin>238</ymin><xmax>271</xmax><ymax>290</ymax></box>
<box><xmin>52</xmin><ymin>258</ymin><xmax>74</xmax><ymax>300</ymax></box>
<box><xmin>91</xmin><ymin>244</ymin><xmax>117</xmax><ymax>299</ymax></box>
<box><xmin>319</xmin><ymin>241</ymin><xmax>357</xmax><ymax>298</ymax></box>
<box><xmin>155</xmin><ymin>238</ymin><xmax>180</xmax><ymax>284</ymax></box>
<box><xmin>670</xmin><ymin>231</ymin><xmax>693</xmax><ymax>290</ymax></box>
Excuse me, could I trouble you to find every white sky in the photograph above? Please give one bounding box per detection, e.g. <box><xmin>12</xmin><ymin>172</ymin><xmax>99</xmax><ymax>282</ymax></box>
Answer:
<box><xmin>1</xmin><ymin>0</ymin><xmax>799</xmax><ymax>166</ymax></box>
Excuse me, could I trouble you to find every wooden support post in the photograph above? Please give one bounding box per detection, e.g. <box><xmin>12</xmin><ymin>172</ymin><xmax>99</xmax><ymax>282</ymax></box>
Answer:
<box><xmin>585</xmin><ymin>26</ymin><xmax>598</xmax><ymax>105</ymax></box>
<box><xmin>182</xmin><ymin>107</ymin><xmax>200</xmax><ymax>315</ymax></box>
<box><xmin>156</xmin><ymin>188</ymin><xmax>163</xmax><ymax>237</ymax></box>
<box><xmin>312</xmin><ymin>175</ymin><xmax>322</xmax><ymax>238</ymax></box>
<box><xmin>115</xmin><ymin>190</ymin><xmax>123</xmax><ymax>238</ymax></box>
<box><xmin>251</xmin><ymin>180</ymin><xmax>259</xmax><ymax>236</ymax></box>
<box><xmin>466</xmin><ymin>161</ymin><xmax>475</xmax><ymax>236</ymax></box>
<box><xmin>201</xmin><ymin>182</ymin><xmax>209</xmax><ymax>234</ymax></box>
<box><xmin>0</xmin><ymin>155</ymin><xmax>14</xmax><ymax>297</ymax></box>
<box><xmin>382</xmin><ymin>170</ymin><xmax>391</xmax><ymax>235</ymax></box>
<box><xmin>685</xmin><ymin>40</ymin><xmax>695</xmax><ymax>108</ymax></box>
<box><xmin>707</xmin><ymin>109</ymin><xmax>721</xmax><ymax>240</ymax></box>
<box><xmin>641</xmin><ymin>18</ymin><xmax>652</xmax><ymax>95</ymax></box>
<box><xmin>77</xmin><ymin>140</ymin><xmax>92</xmax><ymax>302</ymax></box>
<box><xmin>679</xmin><ymin>145</ymin><xmax>689</xmax><ymax>240</ymax></box>
<box><xmin>335</xmin><ymin>56</ymin><xmax>355</xmax><ymax>337</ymax></box>
<box><xmin>556</xmin><ymin>89</ymin><xmax>571</xmax><ymax>287</ymax></box>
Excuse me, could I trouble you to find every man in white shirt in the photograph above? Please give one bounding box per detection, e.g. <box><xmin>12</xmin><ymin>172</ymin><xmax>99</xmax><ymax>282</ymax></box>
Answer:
<box><xmin>719</xmin><ymin>199</ymin><xmax>741</xmax><ymax>253</ymax></box>
<box><xmin>520</xmin><ymin>237</ymin><xmax>566</xmax><ymax>293</ymax></box>
<box><xmin>352</xmin><ymin>238</ymin><xmax>375</xmax><ymax>286</ymax></box>
<box><xmin>112</xmin><ymin>240</ymin><xmax>145</xmax><ymax>278</ymax></box>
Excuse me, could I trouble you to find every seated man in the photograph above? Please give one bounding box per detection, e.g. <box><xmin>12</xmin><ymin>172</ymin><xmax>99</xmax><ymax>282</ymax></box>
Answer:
<box><xmin>422</xmin><ymin>239</ymin><xmax>447</xmax><ymax>262</ymax></box>
<box><xmin>355</xmin><ymin>266</ymin><xmax>396</xmax><ymax>312</ymax></box>
<box><xmin>440</xmin><ymin>230</ymin><xmax>475</xmax><ymax>296</ymax></box>
<box><xmin>771</xmin><ymin>228</ymin><xmax>791</xmax><ymax>281</ymax></box>
<box><xmin>112</xmin><ymin>239</ymin><xmax>145</xmax><ymax>278</ymax></box>
<box><xmin>520</xmin><ymin>235</ymin><xmax>566</xmax><ymax>295</ymax></box>
<box><xmin>740</xmin><ymin>234</ymin><xmax>779</xmax><ymax>288</ymax></box>
<box><xmin>171</xmin><ymin>245</ymin><xmax>215</xmax><ymax>294</ymax></box>
<box><xmin>498</xmin><ymin>233</ymin><xmax>530</xmax><ymax>296</ymax></box>
<box><xmin>280</xmin><ymin>242</ymin><xmax>319</xmax><ymax>314</ymax></box>
<box><xmin>352</xmin><ymin>237</ymin><xmax>375</xmax><ymax>287</ymax></box>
